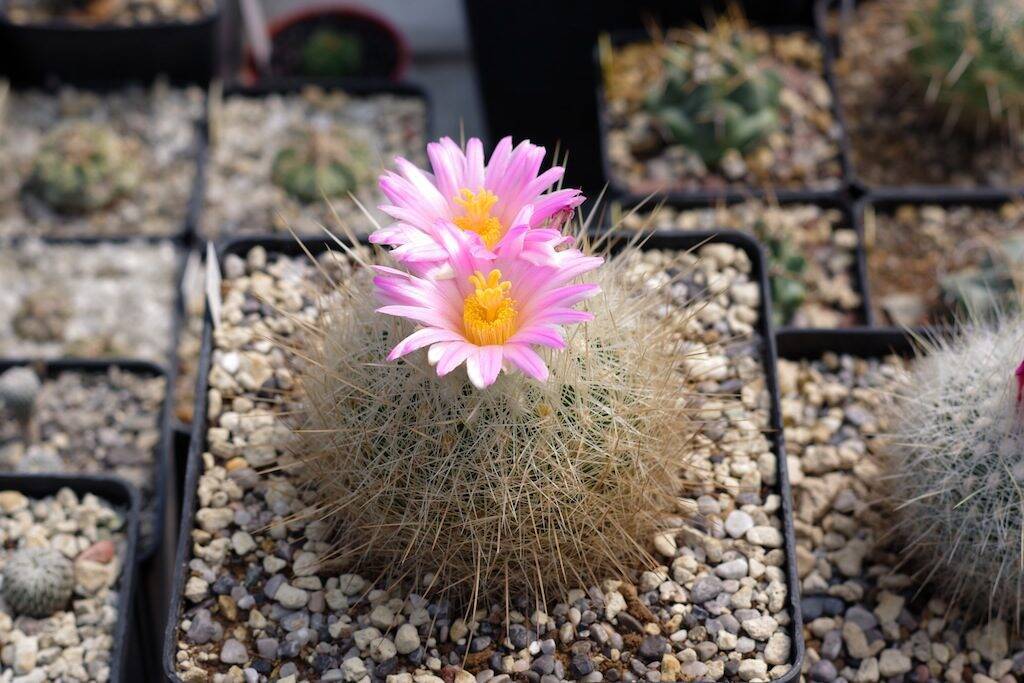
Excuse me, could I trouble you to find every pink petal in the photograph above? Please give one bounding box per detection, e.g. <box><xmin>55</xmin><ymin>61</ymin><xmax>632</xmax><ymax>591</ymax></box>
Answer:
<box><xmin>387</xmin><ymin>328</ymin><xmax>465</xmax><ymax>360</ymax></box>
<box><xmin>503</xmin><ymin>344</ymin><xmax>549</xmax><ymax>382</ymax></box>
<box><xmin>435</xmin><ymin>341</ymin><xmax>476</xmax><ymax>376</ymax></box>
<box><xmin>466</xmin><ymin>346</ymin><xmax>503</xmax><ymax>389</ymax></box>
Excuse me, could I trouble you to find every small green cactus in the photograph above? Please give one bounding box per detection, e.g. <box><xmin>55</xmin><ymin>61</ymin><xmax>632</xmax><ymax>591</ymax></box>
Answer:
<box><xmin>271</xmin><ymin>128</ymin><xmax>370</xmax><ymax>203</ymax></box>
<box><xmin>905</xmin><ymin>0</ymin><xmax>1024</xmax><ymax>136</ymax></box>
<box><xmin>645</xmin><ymin>14</ymin><xmax>782</xmax><ymax>166</ymax></box>
<box><xmin>301</xmin><ymin>28</ymin><xmax>364</xmax><ymax>77</ymax></box>
<box><xmin>24</xmin><ymin>121</ymin><xmax>140</xmax><ymax>214</ymax></box>
<box><xmin>0</xmin><ymin>367</ymin><xmax>40</xmax><ymax>429</ymax></box>
<box><xmin>2</xmin><ymin>548</ymin><xmax>74</xmax><ymax>617</ymax></box>
<box><xmin>763</xmin><ymin>232</ymin><xmax>807</xmax><ymax>326</ymax></box>
<box><xmin>939</xmin><ymin>235</ymin><xmax>1024</xmax><ymax>318</ymax></box>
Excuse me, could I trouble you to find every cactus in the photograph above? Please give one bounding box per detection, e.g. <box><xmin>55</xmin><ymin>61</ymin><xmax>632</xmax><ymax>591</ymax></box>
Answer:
<box><xmin>301</xmin><ymin>28</ymin><xmax>364</xmax><ymax>77</ymax></box>
<box><xmin>645</xmin><ymin>12</ymin><xmax>782</xmax><ymax>166</ymax></box>
<box><xmin>271</xmin><ymin>128</ymin><xmax>371</xmax><ymax>203</ymax></box>
<box><xmin>13</xmin><ymin>288</ymin><xmax>70</xmax><ymax>343</ymax></box>
<box><xmin>762</xmin><ymin>232</ymin><xmax>807</xmax><ymax>326</ymax></box>
<box><xmin>883</xmin><ymin>313</ymin><xmax>1024</xmax><ymax>621</ymax></box>
<box><xmin>0</xmin><ymin>367</ymin><xmax>40</xmax><ymax>429</ymax></box>
<box><xmin>286</xmin><ymin>244</ymin><xmax>696</xmax><ymax>606</ymax></box>
<box><xmin>905</xmin><ymin>0</ymin><xmax>1024</xmax><ymax>137</ymax></box>
<box><xmin>24</xmin><ymin>121</ymin><xmax>140</xmax><ymax>214</ymax></box>
<box><xmin>939</xmin><ymin>235</ymin><xmax>1024</xmax><ymax>319</ymax></box>
<box><xmin>1</xmin><ymin>548</ymin><xmax>74</xmax><ymax>617</ymax></box>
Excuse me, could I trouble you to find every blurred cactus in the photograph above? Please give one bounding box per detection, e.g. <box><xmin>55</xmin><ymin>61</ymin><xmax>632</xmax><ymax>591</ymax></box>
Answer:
<box><xmin>1</xmin><ymin>548</ymin><xmax>74</xmax><ymax>618</ymax></box>
<box><xmin>271</xmin><ymin>127</ymin><xmax>371</xmax><ymax>203</ymax></box>
<box><xmin>645</xmin><ymin>12</ymin><xmax>782</xmax><ymax>166</ymax></box>
<box><xmin>905</xmin><ymin>0</ymin><xmax>1024</xmax><ymax>137</ymax></box>
<box><xmin>939</xmin><ymin>235</ymin><xmax>1024</xmax><ymax>318</ymax></box>
<box><xmin>0</xmin><ymin>367</ymin><xmax>40</xmax><ymax>433</ymax></box>
<box><xmin>13</xmin><ymin>288</ymin><xmax>69</xmax><ymax>343</ymax></box>
<box><xmin>301</xmin><ymin>28</ymin><xmax>364</xmax><ymax>77</ymax></box>
<box><xmin>24</xmin><ymin>121</ymin><xmax>140</xmax><ymax>214</ymax></box>
<box><xmin>763</xmin><ymin>232</ymin><xmax>807</xmax><ymax>326</ymax></box>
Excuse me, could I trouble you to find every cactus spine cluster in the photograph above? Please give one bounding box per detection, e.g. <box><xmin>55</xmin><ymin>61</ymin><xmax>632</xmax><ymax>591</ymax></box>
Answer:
<box><xmin>301</xmin><ymin>28</ymin><xmax>364</xmax><ymax>77</ymax></box>
<box><xmin>645</xmin><ymin>11</ymin><xmax>782</xmax><ymax>166</ymax></box>
<box><xmin>883</xmin><ymin>314</ymin><xmax>1024</xmax><ymax>621</ymax></box>
<box><xmin>1</xmin><ymin>548</ymin><xmax>74</xmax><ymax>618</ymax></box>
<box><xmin>271</xmin><ymin>127</ymin><xmax>371</xmax><ymax>203</ymax></box>
<box><xmin>24</xmin><ymin>121</ymin><xmax>140</xmax><ymax>214</ymax></box>
<box><xmin>905</xmin><ymin>0</ymin><xmax>1024</xmax><ymax>137</ymax></box>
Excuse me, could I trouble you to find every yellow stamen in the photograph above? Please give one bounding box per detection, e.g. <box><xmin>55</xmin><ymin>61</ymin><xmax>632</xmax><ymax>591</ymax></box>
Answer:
<box><xmin>463</xmin><ymin>269</ymin><xmax>517</xmax><ymax>346</ymax></box>
<box><xmin>453</xmin><ymin>188</ymin><xmax>503</xmax><ymax>249</ymax></box>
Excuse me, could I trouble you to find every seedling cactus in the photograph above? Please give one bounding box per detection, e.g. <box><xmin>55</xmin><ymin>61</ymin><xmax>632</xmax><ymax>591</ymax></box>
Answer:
<box><xmin>0</xmin><ymin>367</ymin><xmax>40</xmax><ymax>430</ymax></box>
<box><xmin>301</xmin><ymin>28</ymin><xmax>364</xmax><ymax>77</ymax></box>
<box><xmin>762</xmin><ymin>231</ymin><xmax>808</xmax><ymax>326</ymax></box>
<box><xmin>883</xmin><ymin>314</ymin><xmax>1024</xmax><ymax>621</ymax></box>
<box><xmin>271</xmin><ymin>127</ymin><xmax>371</xmax><ymax>203</ymax></box>
<box><xmin>1</xmin><ymin>547</ymin><xmax>74</xmax><ymax>617</ymax></box>
<box><xmin>645</xmin><ymin>11</ymin><xmax>782</xmax><ymax>166</ymax></box>
<box><xmin>24</xmin><ymin>121</ymin><xmax>140</xmax><ymax>214</ymax></box>
<box><xmin>905</xmin><ymin>0</ymin><xmax>1024</xmax><ymax>137</ymax></box>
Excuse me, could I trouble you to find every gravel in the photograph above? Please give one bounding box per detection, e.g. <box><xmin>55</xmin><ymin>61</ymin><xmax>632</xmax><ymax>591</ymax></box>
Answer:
<box><xmin>0</xmin><ymin>84</ymin><xmax>202</xmax><ymax>238</ymax></box>
<box><xmin>0</xmin><ymin>367</ymin><xmax>165</xmax><ymax>545</ymax></box>
<box><xmin>0</xmin><ymin>487</ymin><xmax>128</xmax><ymax>681</ymax></box>
<box><xmin>779</xmin><ymin>352</ymin><xmax>1024</xmax><ymax>682</ymax></box>
<box><xmin>621</xmin><ymin>202</ymin><xmax>863</xmax><ymax>328</ymax></box>
<box><xmin>2</xmin><ymin>0</ymin><xmax>215</xmax><ymax>24</ymax></box>
<box><xmin>602</xmin><ymin>28</ymin><xmax>844</xmax><ymax>195</ymax></box>
<box><xmin>173</xmin><ymin>243</ymin><xmax>794</xmax><ymax>681</ymax></box>
<box><xmin>199</xmin><ymin>86</ymin><xmax>428</xmax><ymax>240</ymax></box>
<box><xmin>0</xmin><ymin>239</ymin><xmax>178</xmax><ymax>364</ymax></box>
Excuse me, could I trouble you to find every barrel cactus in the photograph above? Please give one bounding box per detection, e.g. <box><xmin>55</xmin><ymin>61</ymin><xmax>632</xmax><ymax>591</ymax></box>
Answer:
<box><xmin>271</xmin><ymin>127</ymin><xmax>371</xmax><ymax>203</ymax></box>
<box><xmin>301</xmin><ymin>28</ymin><xmax>364</xmax><ymax>77</ymax></box>
<box><xmin>905</xmin><ymin>0</ymin><xmax>1024</xmax><ymax>136</ymax></box>
<box><xmin>1</xmin><ymin>548</ymin><xmax>74</xmax><ymax>618</ymax></box>
<box><xmin>24</xmin><ymin>121</ymin><xmax>140</xmax><ymax>214</ymax></box>
<box><xmin>883</xmin><ymin>314</ymin><xmax>1024</xmax><ymax>620</ymax></box>
<box><xmin>645</xmin><ymin>14</ymin><xmax>782</xmax><ymax>166</ymax></box>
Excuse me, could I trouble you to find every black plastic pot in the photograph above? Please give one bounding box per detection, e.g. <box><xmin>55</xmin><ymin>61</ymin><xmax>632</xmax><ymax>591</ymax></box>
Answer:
<box><xmin>854</xmin><ymin>193</ymin><xmax>1023</xmax><ymax>327</ymax></box>
<box><xmin>605</xmin><ymin>196</ymin><xmax>871</xmax><ymax>334</ymax></box>
<box><xmin>194</xmin><ymin>77</ymin><xmax>432</xmax><ymax>242</ymax></box>
<box><xmin>815</xmin><ymin>0</ymin><xmax>1023</xmax><ymax>201</ymax></box>
<box><xmin>594</xmin><ymin>25</ymin><xmax>854</xmax><ymax>206</ymax></box>
<box><xmin>0</xmin><ymin>473</ymin><xmax>140</xmax><ymax>683</ymax></box>
<box><xmin>163</xmin><ymin>231</ymin><xmax>805</xmax><ymax>681</ymax></box>
<box><xmin>0</xmin><ymin>3</ymin><xmax>220</xmax><ymax>87</ymax></box>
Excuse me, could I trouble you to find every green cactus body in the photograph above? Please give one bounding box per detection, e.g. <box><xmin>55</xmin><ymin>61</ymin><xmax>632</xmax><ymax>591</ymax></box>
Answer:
<box><xmin>24</xmin><ymin>121</ymin><xmax>140</xmax><ymax>214</ymax></box>
<box><xmin>2</xmin><ymin>548</ymin><xmax>74</xmax><ymax>618</ymax></box>
<box><xmin>906</xmin><ymin>0</ymin><xmax>1024</xmax><ymax>135</ymax></box>
<box><xmin>301</xmin><ymin>28</ymin><xmax>364</xmax><ymax>77</ymax></box>
<box><xmin>0</xmin><ymin>367</ymin><xmax>40</xmax><ymax>427</ymax></box>
<box><xmin>646</xmin><ymin>18</ymin><xmax>782</xmax><ymax>166</ymax></box>
<box><xmin>271</xmin><ymin>128</ymin><xmax>370</xmax><ymax>203</ymax></box>
<box><xmin>759</xmin><ymin>228</ymin><xmax>807</xmax><ymax>326</ymax></box>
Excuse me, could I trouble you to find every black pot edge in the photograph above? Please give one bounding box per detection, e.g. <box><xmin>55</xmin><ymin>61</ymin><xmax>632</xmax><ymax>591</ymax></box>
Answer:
<box><xmin>161</xmin><ymin>231</ymin><xmax>806</xmax><ymax>681</ymax></box>
<box><xmin>775</xmin><ymin>326</ymin><xmax>915</xmax><ymax>360</ymax></box>
<box><xmin>592</xmin><ymin>25</ymin><xmax>853</xmax><ymax>207</ymax></box>
<box><xmin>0</xmin><ymin>356</ymin><xmax>172</xmax><ymax>561</ymax></box>
<box><xmin>190</xmin><ymin>76</ymin><xmax>434</xmax><ymax>243</ymax></box>
<box><xmin>0</xmin><ymin>472</ymin><xmax>140</xmax><ymax>683</ymax></box>
<box><xmin>604</xmin><ymin>195</ymin><xmax>873</xmax><ymax>331</ymax></box>
<box><xmin>853</xmin><ymin>192</ymin><xmax>1024</xmax><ymax>327</ymax></box>
<box><xmin>813</xmin><ymin>0</ymin><xmax>1024</xmax><ymax>200</ymax></box>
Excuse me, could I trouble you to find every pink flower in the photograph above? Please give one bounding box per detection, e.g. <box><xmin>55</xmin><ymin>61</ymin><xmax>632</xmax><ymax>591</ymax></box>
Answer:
<box><xmin>370</xmin><ymin>137</ymin><xmax>584</xmax><ymax>273</ymax></box>
<box><xmin>374</xmin><ymin>224</ymin><xmax>603</xmax><ymax>389</ymax></box>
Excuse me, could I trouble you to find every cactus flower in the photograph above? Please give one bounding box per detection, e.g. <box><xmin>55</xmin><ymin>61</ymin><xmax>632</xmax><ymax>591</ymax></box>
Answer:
<box><xmin>370</xmin><ymin>136</ymin><xmax>584</xmax><ymax>274</ymax></box>
<box><xmin>374</xmin><ymin>223</ymin><xmax>602</xmax><ymax>388</ymax></box>
<box><xmin>1016</xmin><ymin>358</ymin><xmax>1024</xmax><ymax>404</ymax></box>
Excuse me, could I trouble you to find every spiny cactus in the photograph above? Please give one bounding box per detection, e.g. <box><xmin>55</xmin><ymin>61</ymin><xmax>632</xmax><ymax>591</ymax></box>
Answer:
<box><xmin>883</xmin><ymin>313</ymin><xmax>1024</xmax><ymax>622</ymax></box>
<box><xmin>271</xmin><ymin>127</ymin><xmax>371</xmax><ymax>203</ymax></box>
<box><xmin>301</xmin><ymin>28</ymin><xmax>364</xmax><ymax>77</ymax></box>
<box><xmin>1</xmin><ymin>547</ymin><xmax>74</xmax><ymax>617</ymax></box>
<box><xmin>24</xmin><ymin>121</ymin><xmax>140</xmax><ymax>214</ymax></box>
<box><xmin>905</xmin><ymin>0</ymin><xmax>1024</xmax><ymax>137</ymax></box>
<box><xmin>0</xmin><ymin>367</ymin><xmax>40</xmax><ymax>429</ymax></box>
<box><xmin>939</xmin><ymin>235</ymin><xmax>1024</xmax><ymax>319</ymax></box>
<box><xmin>285</xmin><ymin>243</ymin><xmax>696</xmax><ymax>607</ymax></box>
<box><xmin>645</xmin><ymin>12</ymin><xmax>782</xmax><ymax>166</ymax></box>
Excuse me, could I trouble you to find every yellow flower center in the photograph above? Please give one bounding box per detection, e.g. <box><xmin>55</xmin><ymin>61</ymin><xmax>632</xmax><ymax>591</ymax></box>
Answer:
<box><xmin>463</xmin><ymin>269</ymin><xmax>517</xmax><ymax>346</ymax></box>
<box><xmin>453</xmin><ymin>188</ymin><xmax>503</xmax><ymax>249</ymax></box>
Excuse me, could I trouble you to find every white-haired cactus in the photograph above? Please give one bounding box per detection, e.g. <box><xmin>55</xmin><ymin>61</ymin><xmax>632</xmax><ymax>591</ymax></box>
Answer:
<box><xmin>883</xmin><ymin>315</ymin><xmax>1024</xmax><ymax>621</ymax></box>
<box><xmin>1</xmin><ymin>548</ymin><xmax>74</xmax><ymax>617</ymax></box>
<box><xmin>0</xmin><ymin>367</ymin><xmax>40</xmax><ymax>431</ymax></box>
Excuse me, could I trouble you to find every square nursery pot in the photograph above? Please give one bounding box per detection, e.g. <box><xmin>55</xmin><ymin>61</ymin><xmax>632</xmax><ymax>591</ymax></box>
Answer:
<box><xmin>0</xmin><ymin>473</ymin><xmax>140</xmax><ymax>683</ymax></box>
<box><xmin>815</xmin><ymin>0</ymin><xmax>1024</xmax><ymax>200</ymax></box>
<box><xmin>0</xmin><ymin>1</ymin><xmax>220</xmax><ymax>87</ymax></box>
<box><xmin>854</xmin><ymin>192</ymin><xmax>1024</xmax><ymax>327</ymax></box>
<box><xmin>194</xmin><ymin>77</ymin><xmax>432</xmax><ymax>243</ymax></box>
<box><xmin>163</xmin><ymin>231</ymin><xmax>805</xmax><ymax>681</ymax></box>
<box><xmin>605</xmin><ymin>197</ymin><xmax>871</xmax><ymax>334</ymax></box>
<box><xmin>595</xmin><ymin>23</ymin><xmax>853</xmax><ymax>206</ymax></box>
